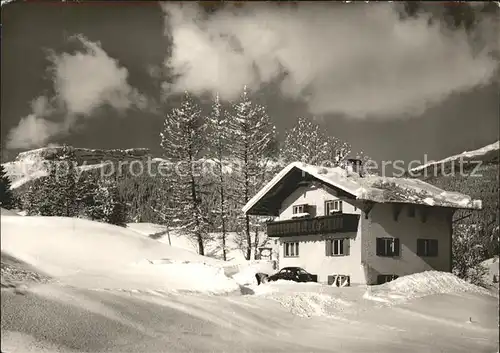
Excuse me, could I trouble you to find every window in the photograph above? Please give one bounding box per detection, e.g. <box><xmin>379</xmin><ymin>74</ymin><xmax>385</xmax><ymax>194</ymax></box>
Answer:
<box><xmin>293</xmin><ymin>204</ymin><xmax>307</xmax><ymax>214</ymax></box>
<box><xmin>376</xmin><ymin>237</ymin><xmax>400</xmax><ymax>257</ymax></box>
<box><xmin>377</xmin><ymin>274</ymin><xmax>398</xmax><ymax>284</ymax></box>
<box><xmin>325</xmin><ymin>238</ymin><xmax>350</xmax><ymax>256</ymax></box>
<box><xmin>407</xmin><ymin>206</ymin><xmax>415</xmax><ymax>218</ymax></box>
<box><xmin>325</xmin><ymin>200</ymin><xmax>342</xmax><ymax>215</ymax></box>
<box><xmin>417</xmin><ymin>239</ymin><xmax>438</xmax><ymax>257</ymax></box>
<box><xmin>328</xmin><ymin>275</ymin><xmax>350</xmax><ymax>287</ymax></box>
<box><xmin>284</xmin><ymin>242</ymin><xmax>299</xmax><ymax>257</ymax></box>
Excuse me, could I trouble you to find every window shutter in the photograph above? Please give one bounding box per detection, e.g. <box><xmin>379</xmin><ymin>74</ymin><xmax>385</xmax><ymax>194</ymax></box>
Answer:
<box><xmin>431</xmin><ymin>239</ymin><xmax>438</xmax><ymax>257</ymax></box>
<box><xmin>327</xmin><ymin>275</ymin><xmax>334</xmax><ymax>285</ymax></box>
<box><xmin>295</xmin><ymin>243</ymin><xmax>299</xmax><ymax>256</ymax></box>
<box><xmin>339</xmin><ymin>201</ymin><xmax>343</xmax><ymax>213</ymax></box>
<box><xmin>376</xmin><ymin>238</ymin><xmax>382</xmax><ymax>256</ymax></box>
<box><xmin>284</xmin><ymin>243</ymin><xmax>287</xmax><ymax>257</ymax></box>
<box><xmin>393</xmin><ymin>238</ymin><xmax>400</xmax><ymax>256</ymax></box>
<box><xmin>343</xmin><ymin>238</ymin><xmax>350</xmax><ymax>256</ymax></box>
<box><xmin>325</xmin><ymin>239</ymin><xmax>332</xmax><ymax>256</ymax></box>
<box><xmin>416</xmin><ymin>239</ymin><xmax>424</xmax><ymax>256</ymax></box>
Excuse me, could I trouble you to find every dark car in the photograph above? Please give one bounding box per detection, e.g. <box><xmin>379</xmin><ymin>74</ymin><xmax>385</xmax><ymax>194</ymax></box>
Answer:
<box><xmin>255</xmin><ymin>267</ymin><xmax>317</xmax><ymax>285</ymax></box>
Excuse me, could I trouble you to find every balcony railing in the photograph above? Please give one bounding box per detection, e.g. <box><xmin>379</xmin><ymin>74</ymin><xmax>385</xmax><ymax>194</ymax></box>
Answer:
<box><xmin>266</xmin><ymin>213</ymin><xmax>360</xmax><ymax>237</ymax></box>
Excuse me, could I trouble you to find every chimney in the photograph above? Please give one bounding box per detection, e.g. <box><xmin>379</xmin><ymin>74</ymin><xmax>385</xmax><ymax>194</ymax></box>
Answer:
<box><xmin>346</xmin><ymin>158</ymin><xmax>363</xmax><ymax>177</ymax></box>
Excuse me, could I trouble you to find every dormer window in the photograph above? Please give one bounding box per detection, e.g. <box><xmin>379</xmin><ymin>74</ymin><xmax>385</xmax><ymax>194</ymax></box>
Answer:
<box><xmin>292</xmin><ymin>204</ymin><xmax>310</xmax><ymax>218</ymax></box>
<box><xmin>325</xmin><ymin>200</ymin><xmax>342</xmax><ymax>215</ymax></box>
<box><xmin>293</xmin><ymin>204</ymin><xmax>306</xmax><ymax>214</ymax></box>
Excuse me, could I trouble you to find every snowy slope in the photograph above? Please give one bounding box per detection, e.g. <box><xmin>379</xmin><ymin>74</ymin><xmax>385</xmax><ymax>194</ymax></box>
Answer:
<box><xmin>1</xmin><ymin>216</ymin><xmax>240</xmax><ymax>294</ymax></box>
<box><xmin>3</xmin><ymin>146</ymin><xmax>282</xmax><ymax>191</ymax></box>
<box><xmin>2</xmin><ymin>157</ymin><xmax>110</xmax><ymax>190</ymax></box>
<box><xmin>410</xmin><ymin>140</ymin><xmax>500</xmax><ymax>173</ymax></box>
<box><xmin>126</xmin><ymin>222</ymin><xmax>275</xmax><ymax>263</ymax></box>
<box><xmin>2</xmin><ymin>146</ymin><xmax>150</xmax><ymax>190</ymax></box>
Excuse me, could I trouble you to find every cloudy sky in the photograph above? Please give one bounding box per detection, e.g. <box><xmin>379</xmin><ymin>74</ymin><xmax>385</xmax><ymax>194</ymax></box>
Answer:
<box><xmin>1</xmin><ymin>1</ymin><xmax>499</xmax><ymax>166</ymax></box>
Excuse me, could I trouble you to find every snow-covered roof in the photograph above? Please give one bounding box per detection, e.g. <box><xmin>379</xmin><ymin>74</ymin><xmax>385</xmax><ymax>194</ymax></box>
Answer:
<box><xmin>242</xmin><ymin>162</ymin><xmax>482</xmax><ymax>215</ymax></box>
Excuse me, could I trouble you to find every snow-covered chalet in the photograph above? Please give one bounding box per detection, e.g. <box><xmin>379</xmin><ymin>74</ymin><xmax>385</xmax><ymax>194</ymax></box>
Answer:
<box><xmin>242</xmin><ymin>160</ymin><xmax>482</xmax><ymax>286</ymax></box>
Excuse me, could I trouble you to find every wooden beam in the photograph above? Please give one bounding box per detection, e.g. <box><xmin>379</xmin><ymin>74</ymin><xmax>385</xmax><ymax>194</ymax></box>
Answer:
<box><xmin>419</xmin><ymin>206</ymin><xmax>428</xmax><ymax>223</ymax></box>
<box><xmin>392</xmin><ymin>203</ymin><xmax>403</xmax><ymax>222</ymax></box>
<box><xmin>453</xmin><ymin>213</ymin><xmax>471</xmax><ymax>224</ymax></box>
<box><xmin>363</xmin><ymin>201</ymin><xmax>375</xmax><ymax>219</ymax></box>
<box><xmin>446</xmin><ymin>209</ymin><xmax>454</xmax><ymax>272</ymax></box>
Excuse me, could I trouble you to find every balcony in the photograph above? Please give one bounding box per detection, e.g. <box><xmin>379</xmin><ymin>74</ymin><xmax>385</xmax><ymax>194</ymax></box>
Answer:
<box><xmin>266</xmin><ymin>213</ymin><xmax>360</xmax><ymax>237</ymax></box>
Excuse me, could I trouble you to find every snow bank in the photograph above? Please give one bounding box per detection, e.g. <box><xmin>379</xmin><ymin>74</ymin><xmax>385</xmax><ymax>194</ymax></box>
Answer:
<box><xmin>229</xmin><ymin>260</ymin><xmax>276</xmax><ymax>286</ymax></box>
<box><xmin>251</xmin><ymin>280</ymin><xmax>350</xmax><ymax>318</ymax></box>
<box><xmin>1</xmin><ymin>208</ymin><xmax>19</xmax><ymax>216</ymax></box>
<box><xmin>364</xmin><ymin>271</ymin><xmax>492</xmax><ymax>304</ymax></box>
<box><xmin>0</xmin><ymin>216</ymin><xmax>243</xmax><ymax>294</ymax></box>
<box><xmin>251</xmin><ymin>279</ymin><xmax>322</xmax><ymax>295</ymax></box>
<box><xmin>122</xmin><ymin>261</ymin><xmax>240</xmax><ymax>294</ymax></box>
<box><xmin>269</xmin><ymin>292</ymin><xmax>350</xmax><ymax>318</ymax></box>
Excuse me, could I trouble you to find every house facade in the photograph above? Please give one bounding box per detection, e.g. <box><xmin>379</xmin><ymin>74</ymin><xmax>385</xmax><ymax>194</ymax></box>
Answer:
<box><xmin>243</xmin><ymin>161</ymin><xmax>481</xmax><ymax>286</ymax></box>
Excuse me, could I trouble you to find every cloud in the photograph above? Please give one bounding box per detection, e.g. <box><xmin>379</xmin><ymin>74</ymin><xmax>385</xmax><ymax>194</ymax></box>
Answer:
<box><xmin>6</xmin><ymin>114</ymin><xmax>62</xmax><ymax>149</ymax></box>
<box><xmin>6</xmin><ymin>35</ymin><xmax>148</xmax><ymax>150</ymax></box>
<box><xmin>161</xmin><ymin>2</ymin><xmax>499</xmax><ymax>119</ymax></box>
<box><xmin>48</xmin><ymin>35</ymin><xmax>147</xmax><ymax>115</ymax></box>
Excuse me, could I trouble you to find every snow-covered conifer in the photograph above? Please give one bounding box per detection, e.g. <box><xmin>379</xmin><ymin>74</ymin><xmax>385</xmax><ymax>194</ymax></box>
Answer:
<box><xmin>160</xmin><ymin>92</ymin><xmax>210</xmax><ymax>255</ymax></box>
<box><xmin>227</xmin><ymin>86</ymin><xmax>277</xmax><ymax>260</ymax></box>
<box><xmin>207</xmin><ymin>93</ymin><xmax>231</xmax><ymax>260</ymax></box>
<box><xmin>88</xmin><ymin>176</ymin><xmax>127</xmax><ymax>226</ymax></box>
<box><xmin>280</xmin><ymin>116</ymin><xmax>351</xmax><ymax>166</ymax></box>
<box><xmin>0</xmin><ymin>165</ymin><xmax>15</xmax><ymax>209</ymax></box>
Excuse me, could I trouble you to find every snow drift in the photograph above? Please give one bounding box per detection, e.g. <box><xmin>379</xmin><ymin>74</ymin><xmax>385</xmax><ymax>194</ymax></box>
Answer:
<box><xmin>1</xmin><ymin>216</ymin><xmax>240</xmax><ymax>294</ymax></box>
<box><xmin>364</xmin><ymin>271</ymin><xmax>493</xmax><ymax>304</ymax></box>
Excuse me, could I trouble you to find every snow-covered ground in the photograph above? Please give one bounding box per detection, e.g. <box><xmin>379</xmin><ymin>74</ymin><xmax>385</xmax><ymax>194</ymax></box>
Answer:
<box><xmin>2</xmin><ymin>215</ymin><xmax>498</xmax><ymax>352</ymax></box>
